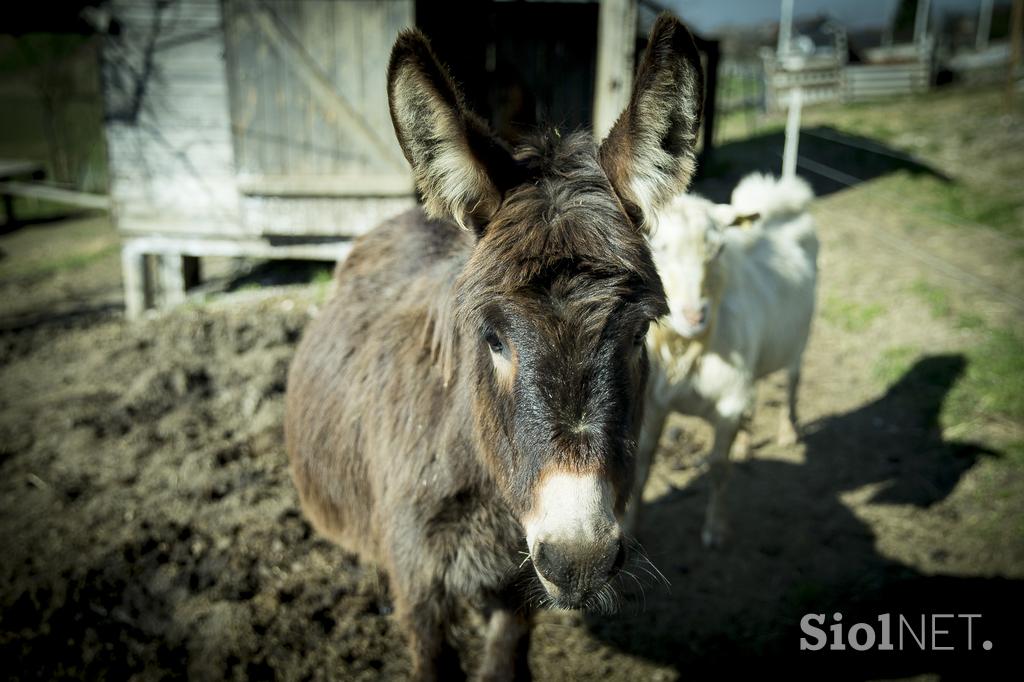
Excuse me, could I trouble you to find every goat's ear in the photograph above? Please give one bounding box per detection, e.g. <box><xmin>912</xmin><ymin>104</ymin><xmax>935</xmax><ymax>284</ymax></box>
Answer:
<box><xmin>387</xmin><ymin>30</ymin><xmax>519</xmax><ymax>232</ymax></box>
<box><xmin>598</xmin><ymin>14</ymin><xmax>705</xmax><ymax>231</ymax></box>
<box><xmin>710</xmin><ymin>203</ymin><xmax>760</xmax><ymax>229</ymax></box>
<box><xmin>708</xmin><ymin>204</ymin><xmax>738</xmax><ymax>227</ymax></box>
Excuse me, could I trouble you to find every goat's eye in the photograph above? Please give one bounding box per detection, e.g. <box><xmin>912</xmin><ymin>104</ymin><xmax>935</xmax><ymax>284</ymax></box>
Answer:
<box><xmin>632</xmin><ymin>322</ymin><xmax>650</xmax><ymax>347</ymax></box>
<box><xmin>484</xmin><ymin>330</ymin><xmax>504</xmax><ymax>354</ymax></box>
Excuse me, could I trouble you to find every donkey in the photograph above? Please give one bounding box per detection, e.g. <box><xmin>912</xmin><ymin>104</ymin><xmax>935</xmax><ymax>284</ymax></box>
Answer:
<box><xmin>285</xmin><ymin>15</ymin><xmax>704</xmax><ymax>680</ymax></box>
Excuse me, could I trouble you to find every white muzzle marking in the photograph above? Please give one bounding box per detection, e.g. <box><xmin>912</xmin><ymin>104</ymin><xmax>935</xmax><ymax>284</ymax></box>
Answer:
<box><xmin>524</xmin><ymin>472</ymin><xmax>618</xmax><ymax>560</ymax></box>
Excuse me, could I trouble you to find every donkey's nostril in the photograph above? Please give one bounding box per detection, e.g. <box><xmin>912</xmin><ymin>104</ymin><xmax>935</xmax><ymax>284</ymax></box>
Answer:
<box><xmin>534</xmin><ymin>537</ymin><xmax>625</xmax><ymax>597</ymax></box>
<box><xmin>534</xmin><ymin>541</ymin><xmax>573</xmax><ymax>589</ymax></box>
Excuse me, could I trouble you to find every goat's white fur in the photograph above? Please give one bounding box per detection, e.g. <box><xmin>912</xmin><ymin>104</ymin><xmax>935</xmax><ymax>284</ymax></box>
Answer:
<box><xmin>731</xmin><ymin>172</ymin><xmax>815</xmax><ymax>221</ymax></box>
<box><xmin>628</xmin><ymin>173</ymin><xmax>818</xmax><ymax>547</ymax></box>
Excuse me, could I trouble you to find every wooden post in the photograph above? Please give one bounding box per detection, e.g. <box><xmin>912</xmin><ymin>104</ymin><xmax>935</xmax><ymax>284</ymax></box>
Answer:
<box><xmin>977</xmin><ymin>0</ymin><xmax>994</xmax><ymax>51</ymax></box>
<box><xmin>699</xmin><ymin>38</ymin><xmax>720</xmax><ymax>167</ymax></box>
<box><xmin>121</xmin><ymin>244</ymin><xmax>148</xmax><ymax>319</ymax></box>
<box><xmin>1009</xmin><ymin>0</ymin><xmax>1023</xmax><ymax>109</ymax></box>
<box><xmin>158</xmin><ymin>253</ymin><xmax>187</xmax><ymax>307</ymax></box>
<box><xmin>914</xmin><ymin>0</ymin><xmax>931</xmax><ymax>46</ymax></box>
<box><xmin>782</xmin><ymin>87</ymin><xmax>803</xmax><ymax>178</ymax></box>
<box><xmin>593</xmin><ymin>0</ymin><xmax>637</xmax><ymax>140</ymax></box>
<box><xmin>777</xmin><ymin>0</ymin><xmax>794</xmax><ymax>57</ymax></box>
<box><xmin>745</xmin><ymin>64</ymin><xmax>757</xmax><ymax>136</ymax></box>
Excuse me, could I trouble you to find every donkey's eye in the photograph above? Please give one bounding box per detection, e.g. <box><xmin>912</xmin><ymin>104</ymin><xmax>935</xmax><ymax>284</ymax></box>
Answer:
<box><xmin>632</xmin><ymin>322</ymin><xmax>650</xmax><ymax>347</ymax></box>
<box><xmin>484</xmin><ymin>330</ymin><xmax>504</xmax><ymax>354</ymax></box>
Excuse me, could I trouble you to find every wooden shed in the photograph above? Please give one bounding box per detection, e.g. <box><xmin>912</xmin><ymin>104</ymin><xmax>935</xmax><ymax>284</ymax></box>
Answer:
<box><xmin>99</xmin><ymin>0</ymin><xmax>650</xmax><ymax>316</ymax></box>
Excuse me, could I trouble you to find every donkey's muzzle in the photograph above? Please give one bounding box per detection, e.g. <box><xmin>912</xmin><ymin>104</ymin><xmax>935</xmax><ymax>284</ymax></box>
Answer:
<box><xmin>534</xmin><ymin>536</ymin><xmax>625</xmax><ymax>608</ymax></box>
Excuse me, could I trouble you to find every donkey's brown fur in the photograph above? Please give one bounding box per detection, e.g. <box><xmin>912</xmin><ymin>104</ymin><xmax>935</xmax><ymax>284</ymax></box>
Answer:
<box><xmin>285</xmin><ymin>15</ymin><xmax>704</xmax><ymax>681</ymax></box>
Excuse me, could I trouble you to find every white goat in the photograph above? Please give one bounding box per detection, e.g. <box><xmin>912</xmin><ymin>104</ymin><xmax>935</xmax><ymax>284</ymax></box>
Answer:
<box><xmin>628</xmin><ymin>173</ymin><xmax>819</xmax><ymax>547</ymax></box>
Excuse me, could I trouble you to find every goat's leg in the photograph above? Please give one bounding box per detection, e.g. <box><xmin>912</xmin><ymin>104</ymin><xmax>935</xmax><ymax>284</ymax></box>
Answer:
<box><xmin>623</xmin><ymin>403</ymin><xmax>670</xmax><ymax>536</ymax></box>
<box><xmin>732</xmin><ymin>389</ymin><xmax>757</xmax><ymax>459</ymax></box>
<box><xmin>732</xmin><ymin>419</ymin><xmax>752</xmax><ymax>459</ymax></box>
<box><xmin>475</xmin><ymin>607</ymin><xmax>532</xmax><ymax>682</ymax></box>
<box><xmin>702</xmin><ymin>414</ymin><xmax>741</xmax><ymax>548</ymax></box>
<box><xmin>777</xmin><ymin>365</ymin><xmax>801</xmax><ymax>446</ymax></box>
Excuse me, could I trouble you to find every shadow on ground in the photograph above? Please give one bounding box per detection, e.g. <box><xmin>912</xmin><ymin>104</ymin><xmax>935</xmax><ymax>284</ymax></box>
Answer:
<box><xmin>0</xmin><ymin>209</ymin><xmax>102</xmax><ymax>235</ymax></box>
<box><xmin>0</xmin><ymin>300</ymin><xmax>121</xmax><ymax>336</ymax></box>
<box><xmin>222</xmin><ymin>259</ymin><xmax>335</xmax><ymax>293</ymax></box>
<box><xmin>588</xmin><ymin>355</ymin><xmax>1022</xmax><ymax>678</ymax></box>
<box><xmin>694</xmin><ymin>125</ymin><xmax>950</xmax><ymax>202</ymax></box>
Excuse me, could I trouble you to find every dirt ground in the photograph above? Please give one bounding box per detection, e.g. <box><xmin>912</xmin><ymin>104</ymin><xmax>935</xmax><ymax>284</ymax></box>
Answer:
<box><xmin>2</xmin><ymin>87</ymin><xmax>1023</xmax><ymax>680</ymax></box>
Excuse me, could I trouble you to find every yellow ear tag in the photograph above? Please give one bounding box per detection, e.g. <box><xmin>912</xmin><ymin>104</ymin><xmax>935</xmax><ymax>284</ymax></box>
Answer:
<box><xmin>730</xmin><ymin>213</ymin><xmax>760</xmax><ymax>229</ymax></box>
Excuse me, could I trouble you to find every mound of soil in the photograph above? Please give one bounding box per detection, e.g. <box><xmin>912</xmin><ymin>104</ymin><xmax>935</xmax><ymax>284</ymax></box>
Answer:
<box><xmin>0</xmin><ymin>295</ymin><xmax>407</xmax><ymax>681</ymax></box>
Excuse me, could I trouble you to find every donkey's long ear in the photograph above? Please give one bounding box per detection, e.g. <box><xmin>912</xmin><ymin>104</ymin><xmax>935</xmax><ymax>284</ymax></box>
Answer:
<box><xmin>387</xmin><ymin>30</ymin><xmax>519</xmax><ymax>231</ymax></box>
<box><xmin>598</xmin><ymin>14</ymin><xmax>705</xmax><ymax>230</ymax></box>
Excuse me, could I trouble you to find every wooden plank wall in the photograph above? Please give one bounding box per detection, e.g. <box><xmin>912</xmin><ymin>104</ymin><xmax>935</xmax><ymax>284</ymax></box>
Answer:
<box><xmin>225</xmin><ymin>0</ymin><xmax>410</xmax><ymax>178</ymax></box>
<box><xmin>842</xmin><ymin>62</ymin><xmax>932</xmax><ymax>101</ymax></box>
<box><xmin>239</xmin><ymin>195</ymin><xmax>415</xmax><ymax>236</ymax></box>
<box><xmin>102</xmin><ymin>0</ymin><xmax>243</xmax><ymax>236</ymax></box>
<box><xmin>767</xmin><ymin>67</ymin><xmax>843</xmax><ymax>111</ymax></box>
<box><xmin>224</xmin><ymin>0</ymin><xmax>415</xmax><ymax>237</ymax></box>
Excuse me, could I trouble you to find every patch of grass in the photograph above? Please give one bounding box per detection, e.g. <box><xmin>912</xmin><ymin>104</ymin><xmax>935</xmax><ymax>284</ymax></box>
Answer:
<box><xmin>714</xmin><ymin>108</ymin><xmax>778</xmax><ymax>145</ymax></box>
<box><xmin>935</xmin><ymin>185</ymin><xmax>1021</xmax><ymax>235</ymax></box>
<box><xmin>312</xmin><ymin>267</ymin><xmax>334</xmax><ymax>303</ymax></box>
<box><xmin>1005</xmin><ymin>441</ymin><xmax>1024</xmax><ymax>467</ymax></box>
<box><xmin>2</xmin><ymin>242</ymin><xmax>118</xmax><ymax>283</ymax></box>
<box><xmin>311</xmin><ymin>267</ymin><xmax>333</xmax><ymax>285</ymax></box>
<box><xmin>883</xmin><ymin>172</ymin><xmax>1023</xmax><ymax>239</ymax></box>
<box><xmin>955</xmin><ymin>313</ymin><xmax>986</xmax><ymax>330</ymax></box>
<box><xmin>951</xmin><ymin>443</ymin><xmax>1024</xmax><ymax>557</ymax></box>
<box><xmin>867</xmin><ymin>123</ymin><xmax>897</xmax><ymax>141</ymax></box>
<box><xmin>873</xmin><ymin>323</ymin><xmax>1023</xmax><ymax>432</ymax></box>
<box><xmin>874</xmin><ymin>346</ymin><xmax>920</xmax><ymax>387</ymax></box>
<box><xmin>946</xmin><ymin>327</ymin><xmax>1024</xmax><ymax>426</ymax></box>
<box><xmin>909</xmin><ymin>279</ymin><xmax>953</xmax><ymax>319</ymax></box>
<box><xmin>821</xmin><ymin>297</ymin><xmax>885</xmax><ymax>333</ymax></box>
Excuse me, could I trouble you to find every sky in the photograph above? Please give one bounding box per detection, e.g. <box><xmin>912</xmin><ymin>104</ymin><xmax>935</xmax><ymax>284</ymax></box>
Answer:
<box><xmin>662</xmin><ymin>0</ymin><xmax>1004</xmax><ymax>33</ymax></box>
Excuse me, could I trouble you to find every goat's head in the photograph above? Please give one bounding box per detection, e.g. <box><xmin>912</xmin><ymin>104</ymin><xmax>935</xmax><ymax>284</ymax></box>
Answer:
<box><xmin>387</xmin><ymin>14</ymin><xmax>704</xmax><ymax>609</ymax></box>
<box><xmin>650</xmin><ymin>196</ymin><xmax>746</xmax><ymax>340</ymax></box>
